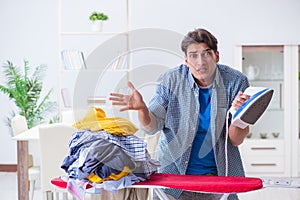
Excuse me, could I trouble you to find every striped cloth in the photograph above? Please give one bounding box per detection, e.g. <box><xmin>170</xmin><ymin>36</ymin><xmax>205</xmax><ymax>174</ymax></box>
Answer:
<box><xmin>69</xmin><ymin>129</ymin><xmax>148</xmax><ymax>161</ymax></box>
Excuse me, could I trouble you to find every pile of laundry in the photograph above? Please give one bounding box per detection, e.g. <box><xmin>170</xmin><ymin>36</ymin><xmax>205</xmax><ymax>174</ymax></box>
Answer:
<box><xmin>60</xmin><ymin>107</ymin><xmax>160</xmax><ymax>198</ymax></box>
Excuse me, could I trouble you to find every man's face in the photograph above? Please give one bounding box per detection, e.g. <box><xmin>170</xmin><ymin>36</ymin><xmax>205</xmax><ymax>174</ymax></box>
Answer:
<box><xmin>185</xmin><ymin>43</ymin><xmax>219</xmax><ymax>87</ymax></box>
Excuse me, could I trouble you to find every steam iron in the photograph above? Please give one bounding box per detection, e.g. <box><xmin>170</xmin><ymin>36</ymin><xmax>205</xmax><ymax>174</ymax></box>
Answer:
<box><xmin>230</xmin><ymin>87</ymin><xmax>274</xmax><ymax>129</ymax></box>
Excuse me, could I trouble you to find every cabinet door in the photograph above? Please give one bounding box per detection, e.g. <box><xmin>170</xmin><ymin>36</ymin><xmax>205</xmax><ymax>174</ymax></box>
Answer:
<box><xmin>240</xmin><ymin>140</ymin><xmax>285</xmax><ymax>176</ymax></box>
<box><xmin>241</xmin><ymin>45</ymin><xmax>284</xmax><ymax>140</ymax></box>
<box><xmin>236</xmin><ymin>45</ymin><xmax>293</xmax><ymax>177</ymax></box>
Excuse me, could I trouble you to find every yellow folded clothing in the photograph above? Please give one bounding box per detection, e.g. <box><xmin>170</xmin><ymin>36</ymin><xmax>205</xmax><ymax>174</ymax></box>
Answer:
<box><xmin>72</xmin><ymin>107</ymin><xmax>138</xmax><ymax>136</ymax></box>
<box><xmin>87</xmin><ymin>166</ymin><xmax>131</xmax><ymax>183</ymax></box>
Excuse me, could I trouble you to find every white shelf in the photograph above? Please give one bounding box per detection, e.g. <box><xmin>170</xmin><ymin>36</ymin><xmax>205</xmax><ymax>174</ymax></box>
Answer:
<box><xmin>58</xmin><ymin>0</ymin><xmax>131</xmax><ymax>118</ymax></box>
<box><xmin>60</xmin><ymin>68</ymin><xmax>130</xmax><ymax>72</ymax></box>
<box><xmin>61</xmin><ymin>31</ymin><xmax>128</xmax><ymax>35</ymax></box>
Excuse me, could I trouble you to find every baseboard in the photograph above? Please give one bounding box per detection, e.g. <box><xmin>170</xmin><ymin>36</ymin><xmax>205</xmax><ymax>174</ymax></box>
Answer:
<box><xmin>0</xmin><ymin>164</ymin><xmax>17</xmax><ymax>172</ymax></box>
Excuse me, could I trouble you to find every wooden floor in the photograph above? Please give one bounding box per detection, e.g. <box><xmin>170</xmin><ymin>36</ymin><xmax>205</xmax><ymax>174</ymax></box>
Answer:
<box><xmin>0</xmin><ymin>172</ymin><xmax>42</xmax><ymax>200</ymax></box>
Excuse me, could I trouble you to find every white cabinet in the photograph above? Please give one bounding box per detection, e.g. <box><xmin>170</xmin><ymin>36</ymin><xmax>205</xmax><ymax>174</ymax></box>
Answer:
<box><xmin>240</xmin><ymin>140</ymin><xmax>285</xmax><ymax>176</ymax></box>
<box><xmin>235</xmin><ymin>44</ymin><xmax>299</xmax><ymax>177</ymax></box>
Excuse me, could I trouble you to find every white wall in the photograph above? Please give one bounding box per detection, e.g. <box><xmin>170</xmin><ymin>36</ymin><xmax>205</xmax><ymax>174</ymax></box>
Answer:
<box><xmin>131</xmin><ymin>0</ymin><xmax>300</xmax><ymax>65</ymax></box>
<box><xmin>0</xmin><ymin>0</ymin><xmax>300</xmax><ymax>164</ymax></box>
<box><xmin>0</xmin><ymin>0</ymin><xmax>58</xmax><ymax>164</ymax></box>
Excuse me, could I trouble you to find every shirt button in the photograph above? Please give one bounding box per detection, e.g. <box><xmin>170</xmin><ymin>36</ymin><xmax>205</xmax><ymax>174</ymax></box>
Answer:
<box><xmin>185</xmin><ymin>161</ymin><xmax>188</xmax><ymax>164</ymax></box>
<box><xmin>189</xmin><ymin>144</ymin><xmax>192</xmax><ymax>147</ymax></box>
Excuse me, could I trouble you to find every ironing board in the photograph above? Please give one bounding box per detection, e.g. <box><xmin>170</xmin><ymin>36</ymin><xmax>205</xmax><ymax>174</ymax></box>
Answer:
<box><xmin>51</xmin><ymin>173</ymin><xmax>263</xmax><ymax>200</ymax></box>
<box><xmin>132</xmin><ymin>173</ymin><xmax>263</xmax><ymax>193</ymax></box>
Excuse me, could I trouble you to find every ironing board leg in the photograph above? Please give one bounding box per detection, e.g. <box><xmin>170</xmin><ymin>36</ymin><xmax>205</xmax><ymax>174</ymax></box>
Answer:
<box><xmin>152</xmin><ymin>189</ymin><xmax>230</xmax><ymax>200</ymax></box>
<box><xmin>45</xmin><ymin>191</ymin><xmax>53</xmax><ymax>200</ymax></box>
<box><xmin>220</xmin><ymin>193</ymin><xmax>230</xmax><ymax>200</ymax></box>
<box><xmin>148</xmin><ymin>188</ymin><xmax>153</xmax><ymax>200</ymax></box>
<box><xmin>153</xmin><ymin>188</ymin><xmax>170</xmax><ymax>200</ymax></box>
<box><xmin>62</xmin><ymin>192</ymin><xmax>68</xmax><ymax>200</ymax></box>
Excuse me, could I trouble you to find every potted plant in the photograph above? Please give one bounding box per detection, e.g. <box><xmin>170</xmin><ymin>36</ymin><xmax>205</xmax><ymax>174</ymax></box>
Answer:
<box><xmin>0</xmin><ymin>60</ymin><xmax>59</xmax><ymax>135</ymax></box>
<box><xmin>89</xmin><ymin>11</ymin><xmax>109</xmax><ymax>32</ymax></box>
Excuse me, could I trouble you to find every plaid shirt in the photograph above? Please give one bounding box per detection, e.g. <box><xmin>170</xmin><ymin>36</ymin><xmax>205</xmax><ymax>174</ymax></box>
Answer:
<box><xmin>143</xmin><ymin>64</ymin><xmax>249</xmax><ymax>199</ymax></box>
<box><xmin>68</xmin><ymin>129</ymin><xmax>150</xmax><ymax>161</ymax></box>
<box><xmin>64</xmin><ymin>129</ymin><xmax>159</xmax><ymax>179</ymax></box>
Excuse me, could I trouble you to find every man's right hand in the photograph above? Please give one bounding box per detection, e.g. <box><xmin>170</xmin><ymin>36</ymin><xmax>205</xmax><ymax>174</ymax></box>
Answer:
<box><xmin>109</xmin><ymin>81</ymin><xmax>147</xmax><ymax>112</ymax></box>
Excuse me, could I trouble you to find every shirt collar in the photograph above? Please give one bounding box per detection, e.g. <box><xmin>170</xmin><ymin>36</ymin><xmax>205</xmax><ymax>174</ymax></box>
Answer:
<box><xmin>186</xmin><ymin>65</ymin><xmax>196</xmax><ymax>89</ymax></box>
<box><xmin>186</xmin><ymin>63</ymin><xmax>221</xmax><ymax>89</ymax></box>
<box><xmin>213</xmin><ymin>64</ymin><xmax>222</xmax><ymax>88</ymax></box>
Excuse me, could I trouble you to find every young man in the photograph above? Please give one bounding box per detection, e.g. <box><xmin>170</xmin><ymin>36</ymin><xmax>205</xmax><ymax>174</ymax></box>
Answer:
<box><xmin>110</xmin><ymin>28</ymin><xmax>250</xmax><ymax>200</ymax></box>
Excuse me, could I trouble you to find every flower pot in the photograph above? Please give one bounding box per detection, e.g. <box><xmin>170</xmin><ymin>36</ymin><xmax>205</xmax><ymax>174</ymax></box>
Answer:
<box><xmin>91</xmin><ymin>20</ymin><xmax>103</xmax><ymax>32</ymax></box>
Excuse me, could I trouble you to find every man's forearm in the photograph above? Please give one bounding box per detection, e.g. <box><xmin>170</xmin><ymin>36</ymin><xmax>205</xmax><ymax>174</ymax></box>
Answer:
<box><xmin>138</xmin><ymin>107</ymin><xmax>156</xmax><ymax>132</ymax></box>
<box><xmin>228</xmin><ymin>124</ymin><xmax>249</xmax><ymax>146</ymax></box>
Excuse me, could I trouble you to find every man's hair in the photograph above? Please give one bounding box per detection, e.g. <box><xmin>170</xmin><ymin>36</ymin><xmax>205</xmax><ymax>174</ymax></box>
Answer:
<box><xmin>181</xmin><ymin>28</ymin><xmax>218</xmax><ymax>55</ymax></box>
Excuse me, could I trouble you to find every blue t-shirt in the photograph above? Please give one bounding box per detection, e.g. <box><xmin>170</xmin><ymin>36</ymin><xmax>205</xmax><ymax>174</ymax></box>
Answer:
<box><xmin>186</xmin><ymin>86</ymin><xmax>217</xmax><ymax>175</ymax></box>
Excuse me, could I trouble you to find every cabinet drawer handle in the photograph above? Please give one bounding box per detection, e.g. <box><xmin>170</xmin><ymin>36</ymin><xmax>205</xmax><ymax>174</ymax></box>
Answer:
<box><xmin>251</xmin><ymin>163</ymin><xmax>277</xmax><ymax>166</ymax></box>
<box><xmin>251</xmin><ymin>147</ymin><xmax>276</xmax><ymax>150</ymax></box>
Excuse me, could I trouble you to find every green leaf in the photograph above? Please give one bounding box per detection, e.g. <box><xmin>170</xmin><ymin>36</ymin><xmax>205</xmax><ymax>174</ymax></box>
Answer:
<box><xmin>0</xmin><ymin>60</ymin><xmax>58</xmax><ymax>131</ymax></box>
<box><xmin>89</xmin><ymin>11</ymin><xmax>108</xmax><ymax>21</ymax></box>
